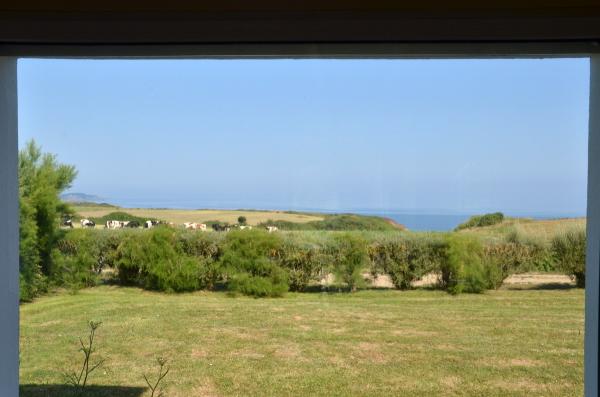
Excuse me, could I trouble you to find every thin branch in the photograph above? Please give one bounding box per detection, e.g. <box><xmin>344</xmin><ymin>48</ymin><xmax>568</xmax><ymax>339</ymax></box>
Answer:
<box><xmin>64</xmin><ymin>321</ymin><xmax>103</xmax><ymax>391</ymax></box>
<box><xmin>143</xmin><ymin>357</ymin><xmax>170</xmax><ymax>397</ymax></box>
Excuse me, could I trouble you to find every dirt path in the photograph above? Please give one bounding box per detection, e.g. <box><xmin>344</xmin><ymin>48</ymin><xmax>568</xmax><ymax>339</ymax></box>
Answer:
<box><xmin>355</xmin><ymin>272</ymin><xmax>574</xmax><ymax>289</ymax></box>
<box><xmin>503</xmin><ymin>273</ymin><xmax>573</xmax><ymax>285</ymax></box>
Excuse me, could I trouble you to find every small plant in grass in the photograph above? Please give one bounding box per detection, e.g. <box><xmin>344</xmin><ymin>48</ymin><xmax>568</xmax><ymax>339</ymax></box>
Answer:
<box><xmin>144</xmin><ymin>356</ymin><xmax>170</xmax><ymax>397</ymax></box>
<box><xmin>64</xmin><ymin>321</ymin><xmax>105</xmax><ymax>392</ymax></box>
<box><xmin>237</xmin><ymin>216</ymin><xmax>247</xmax><ymax>225</ymax></box>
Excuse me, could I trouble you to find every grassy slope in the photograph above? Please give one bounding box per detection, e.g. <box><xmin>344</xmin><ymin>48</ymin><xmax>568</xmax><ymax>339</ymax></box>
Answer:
<box><xmin>20</xmin><ymin>287</ymin><xmax>583</xmax><ymax>397</ymax></box>
<box><xmin>460</xmin><ymin>217</ymin><xmax>586</xmax><ymax>242</ymax></box>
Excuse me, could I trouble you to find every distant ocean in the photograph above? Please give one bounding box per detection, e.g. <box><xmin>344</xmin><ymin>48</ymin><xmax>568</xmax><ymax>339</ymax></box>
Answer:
<box><xmin>104</xmin><ymin>198</ymin><xmax>585</xmax><ymax>232</ymax></box>
<box><xmin>361</xmin><ymin>212</ymin><xmax>471</xmax><ymax>232</ymax></box>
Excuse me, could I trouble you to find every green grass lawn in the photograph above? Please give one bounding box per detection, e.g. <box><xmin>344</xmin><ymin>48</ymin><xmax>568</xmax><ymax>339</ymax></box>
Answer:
<box><xmin>20</xmin><ymin>286</ymin><xmax>583</xmax><ymax>397</ymax></box>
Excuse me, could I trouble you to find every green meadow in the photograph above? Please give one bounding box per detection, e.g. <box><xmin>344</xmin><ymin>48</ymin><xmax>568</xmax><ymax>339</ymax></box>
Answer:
<box><xmin>20</xmin><ymin>286</ymin><xmax>583</xmax><ymax>397</ymax></box>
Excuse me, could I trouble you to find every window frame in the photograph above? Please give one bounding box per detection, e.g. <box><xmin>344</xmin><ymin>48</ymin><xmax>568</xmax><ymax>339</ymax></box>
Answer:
<box><xmin>1</xmin><ymin>44</ymin><xmax>598</xmax><ymax>396</ymax></box>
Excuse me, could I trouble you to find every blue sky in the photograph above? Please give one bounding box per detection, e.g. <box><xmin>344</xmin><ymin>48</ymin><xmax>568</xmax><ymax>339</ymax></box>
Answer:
<box><xmin>18</xmin><ymin>58</ymin><xmax>589</xmax><ymax>215</ymax></box>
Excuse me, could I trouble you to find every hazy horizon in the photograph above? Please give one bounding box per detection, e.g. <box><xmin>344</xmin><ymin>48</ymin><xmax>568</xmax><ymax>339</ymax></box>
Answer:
<box><xmin>60</xmin><ymin>192</ymin><xmax>585</xmax><ymax>219</ymax></box>
<box><xmin>19</xmin><ymin>58</ymin><xmax>589</xmax><ymax>217</ymax></box>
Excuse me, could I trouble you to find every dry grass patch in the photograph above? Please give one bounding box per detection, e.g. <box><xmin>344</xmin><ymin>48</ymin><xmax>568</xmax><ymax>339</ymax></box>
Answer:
<box><xmin>392</xmin><ymin>329</ymin><xmax>438</xmax><ymax>338</ymax></box>
<box><xmin>73</xmin><ymin>206</ymin><xmax>323</xmax><ymax>226</ymax></box>
<box><xmin>478</xmin><ymin>357</ymin><xmax>545</xmax><ymax>368</ymax></box>
<box><xmin>191</xmin><ymin>348</ymin><xmax>208</xmax><ymax>359</ymax></box>
<box><xmin>273</xmin><ymin>343</ymin><xmax>303</xmax><ymax>360</ymax></box>
<box><xmin>230</xmin><ymin>348</ymin><xmax>265</xmax><ymax>360</ymax></box>
<box><xmin>352</xmin><ymin>342</ymin><xmax>389</xmax><ymax>364</ymax></box>
<box><xmin>440</xmin><ymin>375</ymin><xmax>461</xmax><ymax>389</ymax></box>
<box><xmin>492</xmin><ymin>379</ymin><xmax>550</xmax><ymax>393</ymax></box>
<box><xmin>508</xmin><ymin>358</ymin><xmax>544</xmax><ymax>367</ymax></box>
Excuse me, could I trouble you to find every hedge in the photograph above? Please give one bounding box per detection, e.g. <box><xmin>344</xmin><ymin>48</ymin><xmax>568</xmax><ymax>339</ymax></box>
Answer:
<box><xmin>52</xmin><ymin>227</ymin><xmax>585</xmax><ymax>296</ymax></box>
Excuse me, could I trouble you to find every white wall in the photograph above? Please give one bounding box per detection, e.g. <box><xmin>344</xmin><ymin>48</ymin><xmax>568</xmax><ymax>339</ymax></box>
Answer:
<box><xmin>0</xmin><ymin>57</ymin><xmax>19</xmax><ymax>396</ymax></box>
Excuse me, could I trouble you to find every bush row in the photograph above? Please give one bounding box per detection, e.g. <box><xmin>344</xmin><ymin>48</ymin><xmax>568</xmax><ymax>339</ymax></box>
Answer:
<box><xmin>52</xmin><ymin>226</ymin><xmax>586</xmax><ymax>297</ymax></box>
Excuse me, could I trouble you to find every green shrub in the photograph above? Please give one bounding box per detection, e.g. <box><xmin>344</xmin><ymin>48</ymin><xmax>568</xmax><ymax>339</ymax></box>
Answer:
<box><xmin>114</xmin><ymin>232</ymin><xmax>145</xmax><ymax>285</ymax></box>
<box><xmin>455</xmin><ymin>212</ymin><xmax>504</xmax><ymax>230</ymax></box>
<box><xmin>219</xmin><ymin>230</ymin><xmax>288</xmax><ymax>297</ymax></box>
<box><xmin>95</xmin><ymin>232</ymin><xmax>122</xmax><ymax>270</ymax></box>
<box><xmin>53</xmin><ymin>229</ymin><xmax>107</xmax><ymax>290</ymax></box>
<box><xmin>481</xmin><ymin>232</ymin><xmax>555</xmax><ymax>289</ymax></box>
<box><xmin>276</xmin><ymin>239</ymin><xmax>324</xmax><ymax>291</ymax></box>
<box><xmin>179</xmin><ymin>232</ymin><xmax>222</xmax><ymax>260</ymax></box>
<box><xmin>551</xmin><ymin>228</ymin><xmax>586</xmax><ymax>287</ymax></box>
<box><xmin>314</xmin><ymin>215</ymin><xmax>398</xmax><ymax>231</ymax></box>
<box><xmin>328</xmin><ymin>233</ymin><xmax>368</xmax><ymax>292</ymax></box>
<box><xmin>227</xmin><ymin>271</ymin><xmax>289</xmax><ymax>297</ymax></box>
<box><xmin>504</xmin><ymin>229</ymin><xmax>555</xmax><ymax>272</ymax></box>
<box><xmin>441</xmin><ymin>234</ymin><xmax>486</xmax><ymax>294</ymax></box>
<box><xmin>478</xmin><ymin>212</ymin><xmax>505</xmax><ymax>227</ymax></box>
<box><xmin>19</xmin><ymin>198</ymin><xmax>46</xmax><ymax>301</ymax></box>
<box><xmin>146</xmin><ymin>255</ymin><xmax>209</xmax><ymax>293</ymax></box>
<box><xmin>53</xmin><ymin>250</ymin><xmax>99</xmax><ymax>292</ymax></box>
<box><xmin>116</xmin><ymin>228</ymin><xmax>216</xmax><ymax>292</ymax></box>
<box><xmin>51</xmin><ymin>229</ymin><xmax>128</xmax><ymax>291</ymax></box>
<box><xmin>482</xmin><ymin>243</ymin><xmax>520</xmax><ymax>289</ymax></box>
<box><xmin>368</xmin><ymin>236</ymin><xmax>445</xmax><ymax>290</ymax></box>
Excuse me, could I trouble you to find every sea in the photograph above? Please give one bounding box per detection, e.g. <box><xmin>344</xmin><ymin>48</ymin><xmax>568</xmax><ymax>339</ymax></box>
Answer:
<box><xmin>104</xmin><ymin>198</ymin><xmax>583</xmax><ymax>232</ymax></box>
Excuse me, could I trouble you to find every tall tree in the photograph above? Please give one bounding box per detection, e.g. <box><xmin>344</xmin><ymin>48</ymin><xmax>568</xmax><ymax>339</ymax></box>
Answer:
<box><xmin>19</xmin><ymin>140</ymin><xmax>77</xmax><ymax>300</ymax></box>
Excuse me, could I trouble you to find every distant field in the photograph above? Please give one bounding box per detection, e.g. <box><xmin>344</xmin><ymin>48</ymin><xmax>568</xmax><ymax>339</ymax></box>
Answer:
<box><xmin>20</xmin><ymin>286</ymin><xmax>583</xmax><ymax>397</ymax></box>
<box><xmin>72</xmin><ymin>206</ymin><xmax>324</xmax><ymax>226</ymax></box>
<box><xmin>71</xmin><ymin>203</ymin><xmax>584</xmax><ymax>235</ymax></box>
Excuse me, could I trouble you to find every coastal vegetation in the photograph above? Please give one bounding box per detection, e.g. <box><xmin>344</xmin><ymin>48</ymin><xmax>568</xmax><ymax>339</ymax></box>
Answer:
<box><xmin>18</xmin><ymin>143</ymin><xmax>587</xmax><ymax>300</ymax></box>
<box><xmin>18</xmin><ymin>142</ymin><xmax>586</xmax><ymax>396</ymax></box>
<box><xmin>47</xmin><ymin>224</ymin><xmax>586</xmax><ymax>298</ymax></box>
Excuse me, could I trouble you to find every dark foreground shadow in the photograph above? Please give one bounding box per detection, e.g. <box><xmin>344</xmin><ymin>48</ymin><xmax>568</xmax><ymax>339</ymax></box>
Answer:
<box><xmin>504</xmin><ymin>283</ymin><xmax>577</xmax><ymax>291</ymax></box>
<box><xmin>300</xmin><ymin>285</ymin><xmax>399</xmax><ymax>294</ymax></box>
<box><xmin>20</xmin><ymin>384</ymin><xmax>146</xmax><ymax>397</ymax></box>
